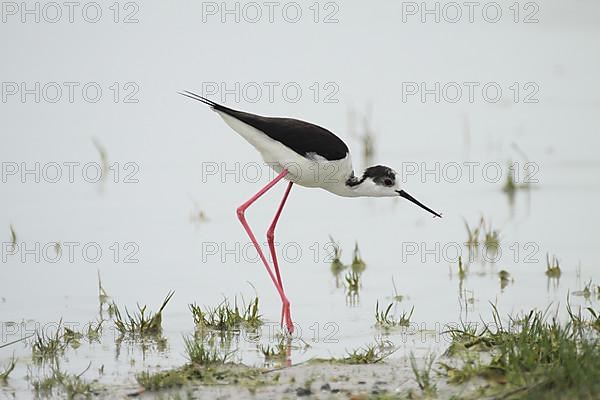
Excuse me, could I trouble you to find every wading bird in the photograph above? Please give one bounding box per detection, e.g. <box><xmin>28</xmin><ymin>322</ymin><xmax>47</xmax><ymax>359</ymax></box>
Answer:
<box><xmin>181</xmin><ymin>91</ymin><xmax>442</xmax><ymax>334</ymax></box>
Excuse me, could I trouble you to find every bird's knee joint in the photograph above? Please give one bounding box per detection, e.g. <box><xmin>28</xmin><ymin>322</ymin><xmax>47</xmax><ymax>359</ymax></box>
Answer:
<box><xmin>236</xmin><ymin>207</ymin><xmax>245</xmax><ymax>220</ymax></box>
<box><xmin>266</xmin><ymin>230</ymin><xmax>275</xmax><ymax>242</ymax></box>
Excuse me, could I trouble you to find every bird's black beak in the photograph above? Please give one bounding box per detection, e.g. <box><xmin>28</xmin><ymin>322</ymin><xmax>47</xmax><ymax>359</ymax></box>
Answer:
<box><xmin>396</xmin><ymin>190</ymin><xmax>443</xmax><ymax>218</ymax></box>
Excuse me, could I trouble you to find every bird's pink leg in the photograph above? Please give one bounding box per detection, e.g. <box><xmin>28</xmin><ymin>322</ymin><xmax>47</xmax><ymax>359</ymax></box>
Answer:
<box><xmin>267</xmin><ymin>181</ymin><xmax>294</xmax><ymax>330</ymax></box>
<box><xmin>236</xmin><ymin>169</ymin><xmax>294</xmax><ymax>334</ymax></box>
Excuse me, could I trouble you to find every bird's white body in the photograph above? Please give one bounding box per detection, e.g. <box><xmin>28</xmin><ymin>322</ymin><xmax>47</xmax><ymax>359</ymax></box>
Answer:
<box><xmin>217</xmin><ymin>110</ymin><xmax>361</xmax><ymax>197</ymax></box>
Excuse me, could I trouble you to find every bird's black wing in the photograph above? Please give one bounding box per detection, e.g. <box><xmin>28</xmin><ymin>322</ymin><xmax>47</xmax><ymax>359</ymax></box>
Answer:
<box><xmin>180</xmin><ymin>91</ymin><xmax>349</xmax><ymax>161</ymax></box>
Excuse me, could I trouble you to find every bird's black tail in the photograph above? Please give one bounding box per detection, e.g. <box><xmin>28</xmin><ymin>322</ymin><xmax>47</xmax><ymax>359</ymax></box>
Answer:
<box><xmin>178</xmin><ymin>90</ymin><xmax>234</xmax><ymax>114</ymax></box>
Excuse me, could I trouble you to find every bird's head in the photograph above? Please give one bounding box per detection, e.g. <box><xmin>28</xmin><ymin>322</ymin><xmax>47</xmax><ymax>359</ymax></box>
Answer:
<box><xmin>350</xmin><ymin>165</ymin><xmax>443</xmax><ymax>218</ymax></box>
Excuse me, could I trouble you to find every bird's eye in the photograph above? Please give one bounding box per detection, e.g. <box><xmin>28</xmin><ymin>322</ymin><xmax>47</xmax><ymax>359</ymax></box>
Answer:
<box><xmin>384</xmin><ymin>178</ymin><xmax>393</xmax><ymax>186</ymax></box>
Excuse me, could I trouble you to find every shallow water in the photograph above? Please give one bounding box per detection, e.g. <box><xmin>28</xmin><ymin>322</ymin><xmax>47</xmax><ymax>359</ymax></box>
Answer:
<box><xmin>1</xmin><ymin>0</ymin><xmax>600</xmax><ymax>396</ymax></box>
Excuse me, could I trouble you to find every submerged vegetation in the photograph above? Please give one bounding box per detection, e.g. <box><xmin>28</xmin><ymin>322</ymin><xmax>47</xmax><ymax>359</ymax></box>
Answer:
<box><xmin>92</xmin><ymin>137</ymin><xmax>109</xmax><ymax>187</ymax></box>
<box><xmin>342</xmin><ymin>341</ymin><xmax>395</xmax><ymax>364</ymax></box>
<box><xmin>440</xmin><ymin>303</ymin><xmax>600</xmax><ymax>399</ymax></box>
<box><xmin>457</xmin><ymin>256</ymin><xmax>467</xmax><ymax>280</ymax></box>
<box><xmin>30</xmin><ymin>362</ymin><xmax>96</xmax><ymax>398</ymax></box>
<box><xmin>189</xmin><ymin>296</ymin><xmax>262</xmax><ymax>331</ymax></box>
<box><xmin>410</xmin><ymin>352</ymin><xmax>437</xmax><ymax>397</ymax></box>
<box><xmin>0</xmin><ymin>356</ymin><xmax>16</xmax><ymax>382</ymax></box>
<box><xmin>483</xmin><ymin>224</ymin><xmax>500</xmax><ymax>251</ymax></box>
<box><xmin>259</xmin><ymin>337</ymin><xmax>289</xmax><ymax>362</ymax></box>
<box><xmin>184</xmin><ymin>334</ymin><xmax>233</xmax><ymax>365</ymax></box>
<box><xmin>113</xmin><ymin>291</ymin><xmax>174</xmax><ymax>338</ymax></box>
<box><xmin>328</xmin><ymin>238</ymin><xmax>368</xmax><ymax>307</ymax></box>
<box><xmin>31</xmin><ymin>323</ymin><xmax>71</xmax><ymax>362</ymax></box>
<box><xmin>1</xmin><ymin>210</ymin><xmax>596</xmax><ymax>399</ymax></box>
<box><xmin>545</xmin><ymin>253</ymin><xmax>562</xmax><ymax>278</ymax></box>
<box><xmin>499</xmin><ymin>270</ymin><xmax>512</xmax><ymax>290</ymax></box>
<box><xmin>310</xmin><ymin>338</ymin><xmax>397</xmax><ymax>365</ymax></box>
<box><xmin>502</xmin><ymin>160</ymin><xmax>532</xmax><ymax>198</ymax></box>
<box><xmin>351</xmin><ymin>243</ymin><xmax>367</xmax><ymax>274</ymax></box>
<box><xmin>328</xmin><ymin>236</ymin><xmax>347</xmax><ymax>286</ymax></box>
<box><xmin>8</xmin><ymin>224</ymin><xmax>16</xmax><ymax>246</ymax></box>
<box><xmin>136</xmin><ymin>334</ymin><xmax>263</xmax><ymax>392</ymax></box>
<box><xmin>463</xmin><ymin>217</ymin><xmax>501</xmax><ymax>259</ymax></box>
<box><xmin>464</xmin><ymin>219</ymin><xmax>481</xmax><ymax>248</ymax></box>
<box><xmin>344</xmin><ymin>271</ymin><xmax>361</xmax><ymax>293</ymax></box>
<box><xmin>572</xmin><ymin>279</ymin><xmax>600</xmax><ymax>301</ymax></box>
<box><xmin>135</xmin><ymin>362</ymin><xmax>265</xmax><ymax>392</ymax></box>
<box><xmin>375</xmin><ymin>302</ymin><xmax>414</xmax><ymax>329</ymax></box>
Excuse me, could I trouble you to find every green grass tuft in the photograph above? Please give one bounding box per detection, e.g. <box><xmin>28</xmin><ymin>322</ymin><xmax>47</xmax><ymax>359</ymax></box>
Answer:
<box><xmin>342</xmin><ymin>340</ymin><xmax>396</xmax><ymax>364</ymax></box>
<box><xmin>442</xmin><ymin>303</ymin><xmax>600</xmax><ymax>398</ymax></box>
<box><xmin>463</xmin><ymin>218</ymin><xmax>481</xmax><ymax>248</ymax></box>
<box><xmin>375</xmin><ymin>302</ymin><xmax>414</xmax><ymax>328</ymax></box>
<box><xmin>32</xmin><ymin>323</ymin><xmax>69</xmax><ymax>362</ymax></box>
<box><xmin>344</xmin><ymin>271</ymin><xmax>361</xmax><ymax>293</ymax></box>
<box><xmin>545</xmin><ymin>254</ymin><xmax>561</xmax><ymax>278</ymax></box>
<box><xmin>136</xmin><ymin>369</ymin><xmax>189</xmax><ymax>391</ymax></box>
<box><xmin>113</xmin><ymin>291</ymin><xmax>174</xmax><ymax>338</ymax></box>
<box><xmin>0</xmin><ymin>356</ymin><xmax>16</xmax><ymax>382</ymax></box>
<box><xmin>259</xmin><ymin>338</ymin><xmax>289</xmax><ymax>362</ymax></box>
<box><xmin>189</xmin><ymin>296</ymin><xmax>262</xmax><ymax>331</ymax></box>
<box><xmin>8</xmin><ymin>224</ymin><xmax>16</xmax><ymax>246</ymax></box>
<box><xmin>31</xmin><ymin>362</ymin><xmax>95</xmax><ymax>399</ymax></box>
<box><xmin>328</xmin><ymin>235</ymin><xmax>347</xmax><ymax>279</ymax></box>
<box><xmin>184</xmin><ymin>334</ymin><xmax>233</xmax><ymax>365</ymax></box>
<box><xmin>351</xmin><ymin>242</ymin><xmax>367</xmax><ymax>274</ymax></box>
<box><xmin>410</xmin><ymin>352</ymin><xmax>437</xmax><ymax>397</ymax></box>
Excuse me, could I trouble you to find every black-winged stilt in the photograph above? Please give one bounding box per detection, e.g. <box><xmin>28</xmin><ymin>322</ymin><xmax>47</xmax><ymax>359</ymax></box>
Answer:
<box><xmin>181</xmin><ymin>91</ymin><xmax>442</xmax><ymax>334</ymax></box>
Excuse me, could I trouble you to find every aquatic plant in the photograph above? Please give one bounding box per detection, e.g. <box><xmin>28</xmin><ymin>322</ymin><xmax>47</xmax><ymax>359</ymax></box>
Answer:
<box><xmin>0</xmin><ymin>356</ymin><xmax>16</xmax><ymax>382</ymax></box>
<box><xmin>351</xmin><ymin>242</ymin><xmax>367</xmax><ymax>274</ymax></box>
<box><xmin>189</xmin><ymin>296</ymin><xmax>262</xmax><ymax>331</ymax></box>
<box><xmin>502</xmin><ymin>160</ymin><xmax>532</xmax><ymax>196</ymax></box>
<box><xmin>31</xmin><ymin>323</ymin><xmax>69</xmax><ymax>362</ymax></box>
<box><xmin>31</xmin><ymin>361</ymin><xmax>94</xmax><ymax>399</ymax></box>
<box><xmin>463</xmin><ymin>218</ymin><xmax>482</xmax><ymax>247</ymax></box>
<box><xmin>499</xmin><ymin>270</ymin><xmax>512</xmax><ymax>290</ymax></box>
<box><xmin>84</xmin><ymin>320</ymin><xmax>103</xmax><ymax>343</ymax></box>
<box><xmin>545</xmin><ymin>254</ymin><xmax>561</xmax><ymax>278</ymax></box>
<box><xmin>410</xmin><ymin>352</ymin><xmax>437</xmax><ymax>397</ymax></box>
<box><xmin>344</xmin><ymin>271</ymin><xmax>361</xmax><ymax>293</ymax></box>
<box><xmin>259</xmin><ymin>338</ymin><xmax>289</xmax><ymax>362</ymax></box>
<box><xmin>572</xmin><ymin>279</ymin><xmax>594</xmax><ymax>300</ymax></box>
<box><xmin>457</xmin><ymin>256</ymin><xmax>467</xmax><ymax>280</ymax></box>
<box><xmin>183</xmin><ymin>334</ymin><xmax>233</xmax><ymax>365</ymax></box>
<box><xmin>375</xmin><ymin>302</ymin><xmax>413</xmax><ymax>328</ymax></box>
<box><xmin>441</xmin><ymin>303</ymin><xmax>600</xmax><ymax>398</ymax></box>
<box><xmin>8</xmin><ymin>224</ymin><xmax>16</xmax><ymax>246</ymax></box>
<box><xmin>328</xmin><ymin>235</ymin><xmax>346</xmax><ymax>277</ymax></box>
<box><xmin>391</xmin><ymin>277</ymin><xmax>404</xmax><ymax>303</ymax></box>
<box><xmin>136</xmin><ymin>362</ymin><xmax>265</xmax><ymax>392</ymax></box>
<box><xmin>342</xmin><ymin>341</ymin><xmax>396</xmax><ymax>364</ymax></box>
<box><xmin>113</xmin><ymin>291</ymin><xmax>174</xmax><ymax>337</ymax></box>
